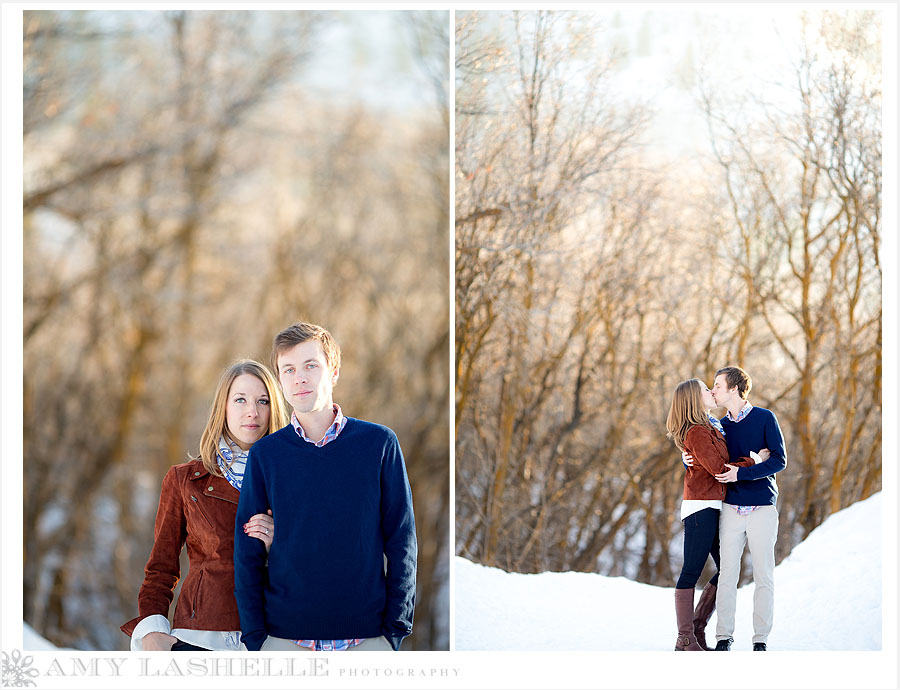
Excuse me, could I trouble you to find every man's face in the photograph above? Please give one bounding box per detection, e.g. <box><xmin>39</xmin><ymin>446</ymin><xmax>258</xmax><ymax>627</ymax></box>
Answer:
<box><xmin>711</xmin><ymin>374</ymin><xmax>737</xmax><ymax>407</ymax></box>
<box><xmin>277</xmin><ymin>340</ymin><xmax>339</xmax><ymax>416</ymax></box>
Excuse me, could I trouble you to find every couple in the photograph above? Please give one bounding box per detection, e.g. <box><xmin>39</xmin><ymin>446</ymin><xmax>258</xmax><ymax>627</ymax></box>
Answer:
<box><xmin>666</xmin><ymin>366</ymin><xmax>786</xmax><ymax>652</ymax></box>
<box><xmin>121</xmin><ymin>321</ymin><xmax>418</xmax><ymax>652</ymax></box>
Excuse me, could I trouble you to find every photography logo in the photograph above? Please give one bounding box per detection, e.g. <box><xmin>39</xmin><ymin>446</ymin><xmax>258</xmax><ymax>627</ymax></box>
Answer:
<box><xmin>1</xmin><ymin>650</ymin><xmax>39</xmax><ymax>688</ymax></box>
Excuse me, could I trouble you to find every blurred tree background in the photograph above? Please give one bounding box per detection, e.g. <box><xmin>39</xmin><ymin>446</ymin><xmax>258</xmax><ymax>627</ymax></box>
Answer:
<box><xmin>23</xmin><ymin>9</ymin><xmax>449</xmax><ymax>650</ymax></box>
<box><xmin>455</xmin><ymin>10</ymin><xmax>881</xmax><ymax>585</ymax></box>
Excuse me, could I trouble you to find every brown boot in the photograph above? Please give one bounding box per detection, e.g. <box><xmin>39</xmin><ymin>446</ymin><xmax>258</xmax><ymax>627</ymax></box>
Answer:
<box><xmin>674</xmin><ymin>588</ymin><xmax>704</xmax><ymax>651</ymax></box>
<box><xmin>692</xmin><ymin>582</ymin><xmax>717</xmax><ymax>651</ymax></box>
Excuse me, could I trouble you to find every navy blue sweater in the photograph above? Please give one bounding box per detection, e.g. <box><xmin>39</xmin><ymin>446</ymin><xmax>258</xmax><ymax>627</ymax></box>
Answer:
<box><xmin>720</xmin><ymin>406</ymin><xmax>787</xmax><ymax>506</ymax></box>
<box><xmin>233</xmin><ymin>418</ymin><xmax>417</xmax><ymax>651</ymax></box>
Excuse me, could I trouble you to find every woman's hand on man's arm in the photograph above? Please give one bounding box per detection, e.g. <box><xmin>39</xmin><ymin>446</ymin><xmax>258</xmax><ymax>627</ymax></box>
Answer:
<box><xmin>244</xmin><ymin>509</ymin><xmax>274</xmax><ymax>551</ymax></box>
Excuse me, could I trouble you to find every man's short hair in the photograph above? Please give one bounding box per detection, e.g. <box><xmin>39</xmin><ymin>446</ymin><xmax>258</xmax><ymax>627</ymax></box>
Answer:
<box><xmin>272</xmin><ymin>321</ymin><xmax>342</xmax><ymax>374</ymax></box>
<box><xmin>715</xmin><ymin>365</ymin><xmax>752</xmax><ymax>400</ymax></box>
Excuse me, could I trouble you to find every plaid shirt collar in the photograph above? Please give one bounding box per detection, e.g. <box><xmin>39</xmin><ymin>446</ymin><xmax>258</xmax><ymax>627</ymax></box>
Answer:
<box><xmin>725</xmin><ymin>400</ymin><xmax>753</xmax><ymax>423</ymax></box>
<box><xmin>290</xmin><ymin>404</ymin><xmax>346</xmax><ymax>447</ymax></box>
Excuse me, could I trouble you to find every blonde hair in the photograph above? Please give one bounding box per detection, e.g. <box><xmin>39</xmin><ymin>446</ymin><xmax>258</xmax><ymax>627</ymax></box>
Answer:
<box><xmin>191</xmin><ymin>359</ymin><xmax>289</xmax><ymax>476</ymax></box>
<box><xmin>665</xmin><ymin>379</ymin><xmax>714</xmax><ymax>452</ymax></box>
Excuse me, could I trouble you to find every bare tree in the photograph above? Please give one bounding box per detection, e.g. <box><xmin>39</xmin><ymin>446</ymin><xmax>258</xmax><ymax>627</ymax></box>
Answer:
<box><xmin>456</xmin><ymin>11</ymin><xmax>678</xmax><ymax>575</ymax></box>
<box><xmin>700</xmin><ymin>10</ymin><xmax>881</xmax><ymax>546</ymax></box>
<box><xmin>24</xmin><ymin>9</ymin><xmax>449</xmax><ymax>650</ymax></box>
<box><xmin>455</xmin><ymin>9</ymin><xmax>881</xmax><ymax>588</ymax></box>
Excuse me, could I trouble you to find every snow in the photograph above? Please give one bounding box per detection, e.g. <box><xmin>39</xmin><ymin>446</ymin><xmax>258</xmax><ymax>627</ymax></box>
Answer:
<box><xmin>23</xmin><ymin>622</ymin><xmax>69</xmax><ymax>651</ymax></box>
<box><xmin>22</xmin><ymin>492</ymin><xmax>884</xmax><ymax>655</ymax></box>
<box><xmin>455</xmin><ymin>492</ymin><xmax>881</xmax><ymax>651</ymax></box>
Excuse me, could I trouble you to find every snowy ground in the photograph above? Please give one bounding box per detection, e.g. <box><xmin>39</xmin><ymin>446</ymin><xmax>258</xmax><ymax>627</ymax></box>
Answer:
<box><xmin>23</xmin><ymin>622</ymin><xmax>70</xmax><ymax>650</ymax></box>
<box><xmin>455</xmin><ymin>492</ymin><xmax>882</xmax><ymax>651</ymax></box>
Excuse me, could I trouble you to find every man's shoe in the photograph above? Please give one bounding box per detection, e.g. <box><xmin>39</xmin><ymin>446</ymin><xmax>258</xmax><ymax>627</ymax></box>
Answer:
<box><xmin>753</xmin><ymin>642</ymin><xmax>767</xmax><ymax>651</ymax></box>
<box><xmin>714</xmin><ymin>638</ymin><xmax>733</xmax><ymax>651</ymax></box>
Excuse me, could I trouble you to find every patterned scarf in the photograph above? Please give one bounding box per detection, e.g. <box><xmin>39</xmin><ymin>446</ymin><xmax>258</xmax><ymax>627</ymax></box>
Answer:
<box><xmin>708</xmin><ymin>413</ymin><xmax>725</xmax><ymax>436</ymax></box>
<box><xmin>216</xmin><ymin>436</ymin><xmax>249</xmax><ymax>491</ymax></box>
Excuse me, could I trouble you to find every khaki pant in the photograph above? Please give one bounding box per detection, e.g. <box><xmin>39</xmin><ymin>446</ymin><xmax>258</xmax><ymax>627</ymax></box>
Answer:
<box><xmin>715</xmin><ymin>504</ymin><xmax>778</xmax><ymax>644</ymax></box>
<box><xmin>260</xmin><ymin>635</ymin><xmax>393</xmax><ymax>651</ymax></box>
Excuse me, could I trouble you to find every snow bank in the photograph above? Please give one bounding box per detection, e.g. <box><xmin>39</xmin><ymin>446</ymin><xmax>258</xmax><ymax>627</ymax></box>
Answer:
<box><xmin>23</xmin><ymin>622</ymin><xmax>66</xmax><ymax>651</ymax></box>
<box><xmin>455</xmin><ymin>492</ymin><xmax>881</xmax><ymax>651</ymax></box>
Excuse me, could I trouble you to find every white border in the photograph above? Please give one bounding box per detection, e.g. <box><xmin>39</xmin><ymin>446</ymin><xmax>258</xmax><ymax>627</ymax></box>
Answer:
<box><xmin>2</xmin><ymin>0</ymin><xmax>26</xmax><ymax>664</ymax></box>
<box><xmin>448</xmin><ymin>7</ymin><xmax>458</xmax><ymax>655</ymax></box>
<box><xmin>3</xmin><ymin>3</ymin><xmax>898</xmax><ymax>690</ymax></box>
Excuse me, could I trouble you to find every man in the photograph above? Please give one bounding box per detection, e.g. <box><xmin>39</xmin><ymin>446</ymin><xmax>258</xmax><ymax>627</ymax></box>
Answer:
<box><xmin>233</xmin><ymin>321</ymin><xmax>417</xmax><ymax>652</ymax></box>
<box><xmin>709</xmin><ymin>365</ymin><xmax>786</xmax><ymax>651</ymax></box>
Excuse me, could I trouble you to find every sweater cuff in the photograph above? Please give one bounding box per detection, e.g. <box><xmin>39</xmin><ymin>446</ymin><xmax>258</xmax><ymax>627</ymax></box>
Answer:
<box><xmin>130</xmin><ymin>615</ymin><xmax>171</xmax><ymax>651</ymax></box>
<box><xmin>241</xmin><ymin>630</ymin><xmax>267</xmax><ymax>652</ymax></box>
<box><xmin>382</xmin><ymin>631</ymin><xmax>403</xmax><ymax>651</ymax></box>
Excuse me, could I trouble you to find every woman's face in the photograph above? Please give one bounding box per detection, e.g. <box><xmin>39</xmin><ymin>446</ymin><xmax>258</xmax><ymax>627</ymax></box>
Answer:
<box><xmin>699</xmin><ymin>382</ymin><xmax>716</xmax><ymax>410</ymax></box>
<box><xmin>225</xmin><ymin>373</ymin><xmax>271</xmax><ymax>450</ymax></box>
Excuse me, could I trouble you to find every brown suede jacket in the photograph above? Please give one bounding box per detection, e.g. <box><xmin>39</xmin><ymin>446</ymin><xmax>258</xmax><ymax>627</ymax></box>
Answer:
<box><xmin>682</xmin><ymin>425</ymin><xmax>755</xmax><ymax>501</ymax></box>
<box><xmin>121</xmin><ymin>459</ymin><xmax>242</xmax><ymax>637</ymax></box>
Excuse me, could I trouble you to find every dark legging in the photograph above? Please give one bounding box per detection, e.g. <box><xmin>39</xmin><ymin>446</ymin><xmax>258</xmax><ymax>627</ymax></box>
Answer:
<box><xmin>676</xmin><ymin>507</ymin><xmax>720</xmax><ymax>589</ymax></box>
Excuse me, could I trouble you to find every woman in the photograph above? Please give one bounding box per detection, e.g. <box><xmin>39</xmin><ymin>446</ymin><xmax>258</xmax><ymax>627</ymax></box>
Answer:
<box><xmin>121</xmin><ymin>359</ymin><xmax>289</xmax><ymax>651</ymax></box>
<box><xmin>665</xmin><ymin>378</ymin><xmax>766</xmax><ymax>651</ymax></box>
